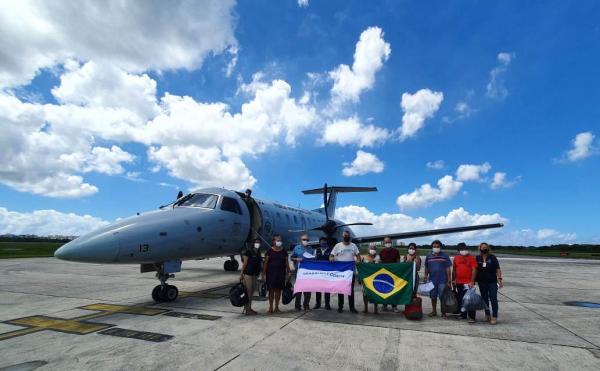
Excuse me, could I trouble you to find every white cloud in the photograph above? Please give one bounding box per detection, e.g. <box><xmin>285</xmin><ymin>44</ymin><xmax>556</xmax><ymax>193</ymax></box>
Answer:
<box><xmin>329</xmin><ymin>26</ymin><xmax>391</xmax><ymax>107</ymax></box>
<box><xmin>0</xmin><ymin>207</ymin><xmax>109</xmax><ymax>236</ymax></box>
<box><xmin>486</xmin><ymin>52</ymin><xmax>515</xmax><ymax>99</ymax></box>
<box><xmin>0</xmin><ymin>0</ymin><xmax>237</xmax><ymax>88</ymax></box>
<box><xmin>563</xmin><ymin>131</ymin><xmax>598</xmax><ymax>162</ymax></box>
<box><xmin>396</xmin><ymin>175</ymin><xmax>463</xmax><ymax>210</ymax></box>
<box><xmin>456</xmin><ymin>162</ymin><xmax>491</xmax><ymax>182</ymax></box>
<box><xmin>490</xmin><ymin>172</ymin><xmax>520</xmax><ymax>189</ymax></box>
<box><xmin>399</xmin><ymin>89</ymin><xmax>444</xmax><ymax>140</ymax></box>
<box><xmin>336</xmin><ymin>205</ymin><xmax>575</xmax><ymax>246</ymax></box>
<box><xmin>298</xmin><ymin>0</ymin><xmax>310</xmax><ymax>7</ymax></box>
<box><xmin>321</xmin><ymin>116</ymin><xmax>389</xmax><ymax>147</ymax></box>
<box><xmin>342</xmin><ymin>150</ymin><xmax>384</xmax><ymax>176</ymax></box>
<box><xmin>426</xmin><ymin>160</ymin><xmax>445</xmax><ymax>170</ymax></box>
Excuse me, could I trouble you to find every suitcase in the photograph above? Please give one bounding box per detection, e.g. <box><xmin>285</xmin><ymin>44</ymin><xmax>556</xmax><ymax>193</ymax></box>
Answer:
<box><xmin>404</xmin><ymin>297</ymin><xmax>423</xmax><ymax>320</ymax></box>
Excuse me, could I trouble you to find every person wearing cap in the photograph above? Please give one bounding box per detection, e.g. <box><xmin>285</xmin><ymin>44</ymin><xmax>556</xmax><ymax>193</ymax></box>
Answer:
<box><xmin>330</xmin><ymin>230</ymin><xmax>361</xmax><ymax>313</ymax></box>
<box><xmin>423</xmin><ymin>239</ymin><xmax>452</xmax><ymax>318</ymax></box>
<box><xmin>239</xmin><ymin>238</ymin><xmax>263</xmax><ymax>315</ymax></box>
<box><xmin>379</xmin><ymin>236</ymin><xmax>400</xmax><ymax>312</ymax></box>
<box><xmin>476</xmin><ymin>242</ymin><xmax>503</xmax><ymax>325</ymax></box>
<box><xmin>361</xmin><ymin>244</ymin><xmax>380</xmax><ymax>314</ymax></box>
<box><xmin>314</xmin><ymin>237</ymin><xmax>333</xmax><ymax>310</ymax></box>
<box><xmin>452</xmin><ymin>242</ymin><xmax>477</xmax><ymax>323</ymax></box>
<box><xmin>291</xmin><ymin>234</ymin><xmax>314</xmax><ymax>310</ymax></box>
<box><xmin>404</xmin><ymin>242</ymin><xmax>422</xmax><ymax>297</ymax></box>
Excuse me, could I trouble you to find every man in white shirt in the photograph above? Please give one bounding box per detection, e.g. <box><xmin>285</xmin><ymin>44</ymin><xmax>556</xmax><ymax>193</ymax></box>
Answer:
<box><xmin>329</xmin><ymin>230</ymin><xmax>361</xmax><ymax>313</ymax></box>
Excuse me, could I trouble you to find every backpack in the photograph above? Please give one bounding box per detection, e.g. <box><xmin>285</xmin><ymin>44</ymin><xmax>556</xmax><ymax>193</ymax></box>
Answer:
<box><xmin>229</xmin><ymin>282</ymin><xmax>249</xmax><ymax>307</ymax></box>
<box><xmin>281</xmin><ymin>281</ymin><xmax>294</xmax><ymax>305</ymax></box>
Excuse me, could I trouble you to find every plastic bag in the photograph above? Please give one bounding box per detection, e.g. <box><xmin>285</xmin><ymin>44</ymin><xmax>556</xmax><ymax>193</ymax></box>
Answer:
<box><xmin>281</xmin><ymin>281</ymin><xmax>294</xmax><ymax>305</ymax></box>
<box><xmin>418</xmin><ymin>281</ymin><xmax>434</xmax><ymax>295</ymax></box>
<box><xmin>441</xmin><ymin>285</ymin><xmax>459</xmax><ymax>314</ymax></box>
<box><xmin>461</xmin><ymin>287</ymin><xmax>488</xmax><ymax>312</ymax></box>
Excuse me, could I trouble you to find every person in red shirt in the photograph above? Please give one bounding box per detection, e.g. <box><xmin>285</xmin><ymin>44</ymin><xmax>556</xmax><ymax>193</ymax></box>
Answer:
<box><xmin>452</xmin><ymin>242</ymin><xmax>477</xmax><ymax>323</ymax></box>
<box><xmin>379</xmin><ymin>236</ymin><xmax>400</xmax><ymax>312</ymax></box>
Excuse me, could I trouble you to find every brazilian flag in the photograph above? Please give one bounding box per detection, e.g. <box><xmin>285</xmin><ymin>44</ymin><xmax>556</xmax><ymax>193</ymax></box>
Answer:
<box><xmin>358</xmin><ymin>262</ymin><xmax>415</xmax><ymax>305</ymax></box>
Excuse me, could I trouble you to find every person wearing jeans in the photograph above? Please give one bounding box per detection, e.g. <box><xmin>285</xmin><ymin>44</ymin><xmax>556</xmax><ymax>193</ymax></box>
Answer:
<box><xmin>330</xmin><ymin>230</ymin><xmax>361</xmax><ymax>313</ymax></box>
<box><xmin>452</xmin><ymin>242</ymin><xmax>477</xmax><ymax>323</ymax></box>
<box><xmin>475</xmin><ymin>242</ymin><xmax>503</xmax><ymax>325</ymax></box>
<box><xmin>423</xmin><ymin>240</ymin><xmax>452</xmax><ymax>318</ymax></box>
<box><xmin>291</xmin><ymin>234</ymin><xmax>314</xmax><ymax>310</ymax></box>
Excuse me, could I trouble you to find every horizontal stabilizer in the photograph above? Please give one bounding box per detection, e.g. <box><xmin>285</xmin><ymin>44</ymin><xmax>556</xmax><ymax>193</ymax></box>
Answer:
<box><xmin>353</xmin><ymin>223</ymin><xmax>504</xmax><ymax>244</ymax></box>
<box><xmin>302</xmin><ymin>186</ymin><xmax>377</xmax><ymax>195</ymax></box>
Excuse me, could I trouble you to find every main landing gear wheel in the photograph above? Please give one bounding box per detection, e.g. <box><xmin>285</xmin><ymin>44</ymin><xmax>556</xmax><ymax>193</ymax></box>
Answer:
<box><xmin>224</xmin><ymin>258</ymin><xmax>239</xmax><ymax>271</ymax></box>
<box><xmin>152</xmin><ymin>284</ymin><xmax>179</xmax><ymax>302</ymax></box>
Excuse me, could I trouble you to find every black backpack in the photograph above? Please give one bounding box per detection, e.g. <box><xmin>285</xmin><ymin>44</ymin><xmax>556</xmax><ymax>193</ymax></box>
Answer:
<box><xmin>229</xmin><ymin>282</ymin><xmax>249</xmax><ymax>307</ymax></box>
<box><xmin>281</xmin><ymin>281</ymin><xmax>294</xmax><ymax>305</ymax></box>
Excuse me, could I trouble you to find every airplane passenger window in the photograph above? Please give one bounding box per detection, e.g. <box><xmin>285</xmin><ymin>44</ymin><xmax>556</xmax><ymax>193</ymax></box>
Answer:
<box><xmin>286</xmin><ymin>215</ymin><xmax>291</xmax><ymax>223</ymax></box>
<box><xmin>293</xmin><ymin>215</ymin><xmax>298</xmax><ymax>224</ymax></box>
<box><xmin>221</xmin><ymin>197</ymin><xmax>242</xmax><ymax>215</ymax></box>
<box><xmin>177</xmin><ymin>193</ymin><xmax>218</xmax><ymax>208</ymax></box>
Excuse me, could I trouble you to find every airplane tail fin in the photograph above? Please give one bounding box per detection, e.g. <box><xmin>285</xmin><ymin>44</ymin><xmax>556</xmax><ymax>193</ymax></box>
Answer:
<box><xmin>302</xmin><ymin>185</ymin><xmax>377</xmax><ymax>219</ymax></box>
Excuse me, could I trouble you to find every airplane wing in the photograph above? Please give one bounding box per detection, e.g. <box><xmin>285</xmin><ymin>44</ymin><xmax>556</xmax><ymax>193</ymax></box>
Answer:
<box><xmin>352</xmin><ymin>223</ymin><xmax>504</xmax><ymax>244</ymax></box>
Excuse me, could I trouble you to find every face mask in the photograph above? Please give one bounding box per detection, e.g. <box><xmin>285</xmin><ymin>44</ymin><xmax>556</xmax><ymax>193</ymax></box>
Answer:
<box><xmin>459</xmin><ymin>250</ymin><xmax>468</xmax><ymax>256</ymax></box>
<box><xmin>408</xmin><ymin>249</ymin><xmax>416</xmax><ymax>255</ymax></box>
<box><xmin>320</xmin><ymin>242</ymin><xmax>328</xmax><ymax>248</ymax></box>
<box><xmin>480</xmin><ymin>249</ymin><xmax>489</xmax><ymax>254</ymax></box>
<box><xmin>275</xmin><ymin>241</ymin><xmax>283</xmax><ymax>247</ymax></box>
<box><xmin>432</xmin><ymin>247</ymin><xmax>441</xmax><ymax>253</ymax></box>
<box><xmin>384</xmin><ymin>242</ymin><xmax>392</xmax><ymax>248</ymax></box>
<box><xmin>254</xmin><ymin>243</ymin><xmax>260</xmax><ymax>249</ymax></box>
<box><xmin>301</xmin><ymin>240</ymin><xmax>309</xmax><ymax>247</ymax></box>
<box><xmin>369</xmin><ymin>249</ymin><xmax>376</xmax><ymax>256</ymax></box>
<box><xmin>343</xmin><ymin>236</ymin><xmax>350</xmax><ymax>243</ymax></box>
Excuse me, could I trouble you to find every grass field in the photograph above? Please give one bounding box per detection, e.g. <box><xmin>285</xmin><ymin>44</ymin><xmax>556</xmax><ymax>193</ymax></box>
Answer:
<box><xmin>0</xmin><ymin>241</ymin><xmax>64</xmax><ymax>259</ymax></box>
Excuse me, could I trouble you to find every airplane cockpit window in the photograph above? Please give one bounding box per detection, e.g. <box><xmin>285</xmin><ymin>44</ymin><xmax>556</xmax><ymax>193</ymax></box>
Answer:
<box><xmin>176</xmin><ymin>193</ymin><xmax>218</xmax><ymax>209</ymax></box>
<box><xmin>221</xmin><ymin>197</ymin><xmax>242</xmax><ymax>215</ymax></box>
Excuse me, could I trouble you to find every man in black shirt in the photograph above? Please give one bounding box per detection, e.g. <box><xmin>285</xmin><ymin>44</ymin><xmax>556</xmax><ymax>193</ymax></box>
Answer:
<box><xmin>313</xmin><ymin>237</ymin><xmax>333</xmax><ymax>310</ymax></box>
<box><xmin>475</xmin><ymin>242</ymin><xmax>503</xmax><ymax>324</ymax></box>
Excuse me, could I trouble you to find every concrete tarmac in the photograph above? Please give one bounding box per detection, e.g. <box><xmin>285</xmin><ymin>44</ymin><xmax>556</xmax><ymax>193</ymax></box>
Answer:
<box><xmin>0</xmin><ymin>255</ymin><xmax>599</xmax><ymax>370</ymax></box>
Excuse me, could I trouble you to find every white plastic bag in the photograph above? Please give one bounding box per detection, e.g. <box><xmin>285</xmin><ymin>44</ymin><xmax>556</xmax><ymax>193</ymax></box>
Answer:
<box><xmin>418</xmin><ymin>281</ymin><xmax>435</xmax><ymax>295</ymax></box>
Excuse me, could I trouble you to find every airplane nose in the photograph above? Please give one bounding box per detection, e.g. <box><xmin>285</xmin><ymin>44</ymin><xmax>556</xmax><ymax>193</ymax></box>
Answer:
<box><xmin>55</xmin><ymin>230</ymin><xmax>120</xmax><ymax>263</ymax></box>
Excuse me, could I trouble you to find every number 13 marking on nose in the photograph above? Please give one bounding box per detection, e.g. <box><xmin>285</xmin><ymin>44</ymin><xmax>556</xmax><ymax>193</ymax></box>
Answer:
<box><xmin>139</xmin><ymin>244</ymin><xmax>149</xmax><ymax>252</ymax></box>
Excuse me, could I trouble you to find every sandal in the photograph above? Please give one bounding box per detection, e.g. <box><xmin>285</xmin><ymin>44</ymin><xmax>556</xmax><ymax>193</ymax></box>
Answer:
<box><xmin>428</xmin><ymin>312</ymin><xmax>437</xmax><ymax>317</ymax></box>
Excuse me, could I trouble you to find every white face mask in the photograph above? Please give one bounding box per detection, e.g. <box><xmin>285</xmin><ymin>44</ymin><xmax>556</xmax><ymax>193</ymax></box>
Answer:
<box><xmin>369</xmin><ymin>249</ymin><xmax>376</xmax><ymax>256</ymax></box>
<box><xmin>301</xmin><ymin>240</ymin><xmax>309</xmax><ymax>247</ymax></box>
<box><xmin>432</xmin><ymin>247</ymin><xmax>441</xmax><ymax>253</ymax></box>
<box><xmin>275</xmin><ymin>241</ymin><xmax>283</xmax><ymax>247</ymax></box>
<box><xmin>384</xmin><ymin>242</ymin><xmax>392</xmax><ymax>248</ymax></box>
<box><xmin>459</xmin><ymin>250</ymin><xmax>468</xmax><ymax>256</ymax></box>
<box><xmin>408</xmin><ymin>249</ymin><xmax>416</xmax><ymax>255</ymax></box>
<box><xmin>254</xmin><ymin>243</ymin><xmax>260</xmax><ymax>249</ymax></box>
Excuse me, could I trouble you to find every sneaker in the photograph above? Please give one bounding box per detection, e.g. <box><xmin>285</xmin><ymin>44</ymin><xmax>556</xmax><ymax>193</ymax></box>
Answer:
<box><xmin>325</xmin><ymin>305</ymin><xmax>332</xmax><ymax>310</ymax></box>
<box><xmin>485</xmin><ymin>315</ymin><xmax>491</xmax><ymax>322</ymax></box>
<box><xmin>295</xmin><ymin>306</ymin><xmax>302</xmax><ymax>311</ymax></box>
<box><xmin>392</xmin><ymin>307</ymin><xmax>400</xmax><ymax>313</ymax></box>
<box><xmin>468</xmin><ymin>318</ymin><xmax>476</xmax><ymax>324</ymax></box>
<box><xmin>337</xmin><ymin>307</ymin><xmax>343</xmax><ymax>313</ymax></box>
<box><xmin>490</xmin><ymin>317</ymin><xmax>497</xmax><ymax>325</ymax></box>
<box><xmin>350</xmin><ymin>308</ymin><xmax>358</xmax><ymax>314</ymax></box>
<box><xmin>313</xmin><ymin>305</ymin><xmax>321</xmax><ymax>310</ymax></box>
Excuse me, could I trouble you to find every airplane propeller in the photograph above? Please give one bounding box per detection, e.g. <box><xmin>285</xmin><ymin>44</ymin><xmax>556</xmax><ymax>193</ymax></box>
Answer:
<box><xmin>312</xmin><ymin>183</ymin><xmax>372</xmax><ymax>238</ymax></box>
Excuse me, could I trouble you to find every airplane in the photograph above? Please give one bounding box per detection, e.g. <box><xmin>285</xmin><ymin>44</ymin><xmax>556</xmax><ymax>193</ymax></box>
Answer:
<box><xmin>54</xmin><ymin>185</ymin><xmax>503</xmax><ymax>303</ymax></box>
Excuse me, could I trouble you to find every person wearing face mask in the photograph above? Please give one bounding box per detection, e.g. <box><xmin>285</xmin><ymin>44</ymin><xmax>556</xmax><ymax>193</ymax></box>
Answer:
<box><xmin>314</xmin><ymin>237</ymin><xmax>333</xmax><ymax>310</ymax></box>
<box><xmin>452</xmin><ymin>242</ymin><xmax>477</xmax><ymax>322</ymax></box>
<box><xmin>475</xmin><ymin>242</ymin><xmax>503</xmax><ymax>325</ymax></box>
<box><xmin>262</xmin><ymin>235</ymin><xmax>291</xmax><ymax>314</ymax></box>
<box><xmin>330</xmin><ymin>230</ymin><xmax>361</xmax><ymax>313</ymax></box>
<box><xmin>404</xmin><ymin>242</ymin><xmax>422</xmax><ymax>297</ymax></box>
<box><xmin>379</xmin><ymin>236</ymin><xmax>400</xmax><ymax>312</ymax></box>
<box><xmin>361</xmin><ymin>245</ymin><xmax>380</xmax><ymax>314</ymax></box>
<box><xmin>291</xmin><ymin>234</ymin><xmax>315</xmax><ymax>310</ymax></box>
<box><xmin>424</xmin><ymin>240</ymin><xmax>452</xmax><ymax>318</ymax></box>
<box><xmin>239</xmin><ymin>238</ymin><xmax>263</xmax><ymax>315</ymax></box>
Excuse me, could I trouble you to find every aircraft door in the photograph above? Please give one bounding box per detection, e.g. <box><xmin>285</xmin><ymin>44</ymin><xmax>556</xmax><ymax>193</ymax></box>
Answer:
<box><xmin>216</xmin><ymin>196</ymin><xmax>250</xmax><ymax>253</ymax></box>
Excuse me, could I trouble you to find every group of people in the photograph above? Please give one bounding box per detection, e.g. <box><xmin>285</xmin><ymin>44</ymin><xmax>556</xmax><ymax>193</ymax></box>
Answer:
<box><xmin>238</xmin><ymin>231</ymin><xmax>503</xmax><ymax>325</ymax></box>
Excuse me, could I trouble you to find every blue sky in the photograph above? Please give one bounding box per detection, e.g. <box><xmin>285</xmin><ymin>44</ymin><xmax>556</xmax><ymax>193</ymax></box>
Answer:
<box><xmin>0</xmin><ymin>1</ymin><xmax>598</xmax><ymax>244</ymax></box>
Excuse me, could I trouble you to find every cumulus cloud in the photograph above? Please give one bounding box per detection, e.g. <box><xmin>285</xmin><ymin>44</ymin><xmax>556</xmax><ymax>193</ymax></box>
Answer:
<box><xmin>0</xmin><ymin>207</ymin><xmax>109</xmax><ymax>236</ymax></box>
<box><xmin>342</xmin><ymin>150</ymin><xmax>384</xmax><ymax>176</ymax></box>
<box><xmin>490</xmin><ymin>172</ymin><xmax>520</xmax><ymax>189</ymax></box>
<box><xmin>486</xmin><ymin>52</ymin><xmax>515</xmax><ymax>99</ymax></box>
<box><xmin>456</xmin><ymin>162</ymin><xmax>491</xmax><ymax>182</ymax></box>
<box><xmin>298</xmin><ymin>0</ymin><xmax>310</xmax><ymax>7</ymax></box>
<box><xmin>329</xmin><ymin>26</ymin><xmax>391</xmax><ymax>108</ymax></box>
<box><xmin>321</xmin><ymin>116</ymin><xmax>389</xmax><ymax>147</ymax></box>
<box><xmin>399</xmin><ymin>89</ymin><xmax>444</xmax><ymax>140</ymax></box>
<box><xmin>426</xmin><ymin>160</ymin><xmax>445</xmax><ymax>170</ymax></box>
<box><xmin>0</xmin><ymin>0</ymin><xmax>237</xmax><ymax>88</ymax></box>
<box><xmin>396</xmin><ymin>175</ymin><xmax>463</xmax><ymax>210</ymax></box>
<box><xmin>562</xmin><ymin>131</ymin><xmax>598</xmax><ymax>162</ymax></box>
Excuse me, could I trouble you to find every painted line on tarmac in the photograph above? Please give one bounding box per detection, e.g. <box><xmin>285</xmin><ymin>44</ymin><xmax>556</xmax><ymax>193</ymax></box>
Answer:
<box><xmin>78</xmin><ymin>303</ymin><xmax>170</xmax><ymax>316</ymax></box>
<box><xmin>97</xmin><ymin>327</ymin><xmax>173</xmax><ymax>342</ymax></box>
<box><xmin>4</xmin><ymin>315</ymin><xmax>115</xmax><ymax>335</ymax></box>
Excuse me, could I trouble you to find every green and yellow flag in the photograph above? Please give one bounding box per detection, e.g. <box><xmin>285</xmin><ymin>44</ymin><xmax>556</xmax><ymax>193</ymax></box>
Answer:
<box><xmin>357</xmin><ymin>262</ymin><xmax>415</xmax><ymax>305</ymax></box>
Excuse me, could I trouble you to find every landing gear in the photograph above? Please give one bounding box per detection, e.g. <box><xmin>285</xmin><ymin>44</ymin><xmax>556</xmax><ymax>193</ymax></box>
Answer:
<box><xmin>224</xmin><ymin>256</ymin><xmax>239</xmax><ymax>271</ymax></box>
<box><xmin>151</xmin><ymin>261</ymin><xmax>181</xmax><ymax>302</ymax></box>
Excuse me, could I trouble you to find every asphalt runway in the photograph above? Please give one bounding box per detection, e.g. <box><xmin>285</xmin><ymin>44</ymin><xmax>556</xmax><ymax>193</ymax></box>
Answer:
<box><xmin>0</xmin><ymin>256</ymin><xmax>599</xmax><ymax>370</ymax></box>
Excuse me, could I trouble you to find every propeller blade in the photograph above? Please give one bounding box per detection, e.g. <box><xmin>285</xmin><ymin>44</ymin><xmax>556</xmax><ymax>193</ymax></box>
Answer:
<box><xmin>323</xmin><ymin>183</ymin><xmax>329</xmax><ymax>221</ymax></box>
<box><xmin>334</xmin><ymin>222</ymin><xmax>373</xmax><ymax>230</ymax></box>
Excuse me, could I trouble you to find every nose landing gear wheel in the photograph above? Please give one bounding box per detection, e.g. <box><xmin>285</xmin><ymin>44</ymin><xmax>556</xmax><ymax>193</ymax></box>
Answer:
<box><xmin>224</xmin><ymin>260</ymin><xmax>233</xmax><ymax>271</ymax></box>
<box><xmin>152</xmin><ymin>284</ymin><xmax>179</xmax><ymax>302</ymax></box>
